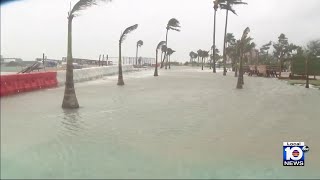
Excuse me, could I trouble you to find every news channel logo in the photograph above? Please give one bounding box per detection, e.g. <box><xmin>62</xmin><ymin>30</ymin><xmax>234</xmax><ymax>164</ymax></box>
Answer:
<box><xmin>283</xmin><ymin>142</ymin><xmax>309</xmax><ymax>166</ymax></box>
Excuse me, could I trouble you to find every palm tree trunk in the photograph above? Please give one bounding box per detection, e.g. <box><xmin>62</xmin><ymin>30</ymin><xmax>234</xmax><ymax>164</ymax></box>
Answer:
<box><xmin>161</xmin><ymin>29</ymin><xmax>169</xmax><ymax>68</ymax></box>
<box><xmin>235</xmin><ymin>66</ymin><xmax>238</xmax><ymax>77</ymax></box>
<box><xmin>169</xmin><ymin>55</ymin><xmax>171</xmax><ymax>69</ymax></box>
<box><xmin>62</xmin><ymin>17</ymin><xmax>79</xmax><ymax>109</ymax></box>
<box><xmin>117</xmin><ymin>41</ymin><xmax>124</xmax><ymax>86</ymax></box>
<box><xmin>161</xmin><ymin>52</ymin><xmax>163</xmax><ymax>66</ymax></box>
<box><xmin>305</xmin><ymin>56</ymin><xmax>309</xmax><ymax>88</ymax></box>
<box><xmin>201</xmin><ymin>57</ymin><xmax>204</xmax><ymax>70</ymax></box>
<box><xmin>99</xmin><ymin>54</ymin><xmax>101</xmax><ymax>66</ymax></box>
<box><xmin>222</xmin><ymin>9</ymin><xmax>229</xmax><ymax>76</ymax></box>
<box><xmin>212</xmin><ymin>9</ymin><xmax>217</xmax><ymax>73</ymax></box>
<box><xmin>135</xmin><ymin>45</ymin><xmax>138</xmax><ymax>65</ymax></box>
<box><xmin>154</xmin><ymin>49</ymin><xmax>159</xmax><ymax>76</ymax></box>
<box><xmin>236</xmin><ymin>51</ymin><xmax>243</xmax><ymax>89</ymax></box>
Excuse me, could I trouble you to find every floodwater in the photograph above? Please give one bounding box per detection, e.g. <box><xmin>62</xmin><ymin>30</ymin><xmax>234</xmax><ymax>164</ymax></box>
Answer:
<box><xmin>1</xmin><ymin>67</ymin><xmax>320</xmax><ymax>179</ymax></box>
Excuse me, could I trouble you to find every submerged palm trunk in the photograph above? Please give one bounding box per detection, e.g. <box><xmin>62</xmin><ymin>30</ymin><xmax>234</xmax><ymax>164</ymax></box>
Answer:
<box><xmin>236</xmin><ymin>52</ymin><xmax>244</xmax><ymax>89</ymax></box>
<box><xmin>154</xmin><ymin>49</ymin><xmax>159</xmax><ymax>76</ymax></box>
<box><xmin>62</xmin><ymin>17</ymin><xmax>79</xmax><ymax>109</ymax></box>
<box><xmin>222</xmin><ymin>9</ymin><xmax>229</xmax><ymax>76</ymax></box>
<box><xmin>212</xmin><ymin>9</ymin><xmax>217</xmax><ymax>73</ymax></box>
<box><xmin>117</xmin><ymin>41</ymin><xmax>124</xmax><ymax>85</ymax></box>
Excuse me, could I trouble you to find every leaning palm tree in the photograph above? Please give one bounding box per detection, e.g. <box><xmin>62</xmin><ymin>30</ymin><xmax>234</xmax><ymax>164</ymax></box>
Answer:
<box><xmin>118</xmin><ymin>24</ymin><xmax>138</xmax><ymax>86</ymax></box>
<box><xmin>212</xmin><ymin>0</ymin><xmax>226</xmax><ymax>73</ymax></box>
<box><xmin>135</xmin><ymin>40</ymin><xmax>143</xmax><ymax>65</ymax></box>
<box><xmin>62</xmin><ymin>0</ymin><xmax>111</xmax><ymax>109</ymax></box>
<box><xmin>236</xmin><ymin>27</ymin><xmax>250</xmax><ymax>89</ymax></box>
<box><xmin>166</xmin><ymin>48</ymin><xmax>175</xmax><ymax>69</ymax></box>
<box><xmin>161</xmin><ymin>18</ymin><xmax>181</xmax><ymax>69</ymax></box>
<box><xmin>221</xmin><ymin>0</ymin><xmax>247</xmax><ymax>76</ymax></box>
<box><xmin>154</xmin><ymin>41</ymin><xmax>166</xmax><ymax>76</ymax></box>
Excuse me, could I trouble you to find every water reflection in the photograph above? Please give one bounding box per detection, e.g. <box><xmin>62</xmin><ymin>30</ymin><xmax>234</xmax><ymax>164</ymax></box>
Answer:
<box><xmin>60</xmin><ymin>109</ymin><xmax>85</xmax><ymax>136</ymax></box>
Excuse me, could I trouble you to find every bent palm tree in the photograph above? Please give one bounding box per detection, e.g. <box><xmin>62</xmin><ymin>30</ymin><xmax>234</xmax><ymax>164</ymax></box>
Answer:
<box><xmin>154</xmin><ymin>41</ymin><xmax>166</xmax><ymax>76</ymax></box>
<box><xmin>236</xmin><ymin>27</ymin><xmax>250</xmax><ymax>89</ymax></box>
<box><xmin>221</xmin><ymin>0</ymin><xmax>247</xmax><ymax>76</ymax></box>
<box><xmin>161</xmin><ymin>18</ymin><xmax>181</xmax><ymax>69</ymax></box>
<box><xmin>135</xmin><ymin>40</ymin><xmax>143</xmax><ymax>65</ymax></box>
<box><xmin>62</xmin><ymin>0</ymin><xmax>111</xmax><ymax>109</ymax></box>
<box><xmin>118</xmin><ymin>24</ymin><xmax>138</xmax><ymax>86</ymax></box>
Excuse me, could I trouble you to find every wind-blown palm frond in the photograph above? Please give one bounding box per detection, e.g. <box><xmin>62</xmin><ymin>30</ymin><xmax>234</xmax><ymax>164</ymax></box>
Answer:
<box><xmin>137</xmin><ymin>40</ymin><xmax>144</xmax><ymax>47</ymax></box>
<box><xmin>167</xmin><ymin>48</ymin><xmax>175</xmax><ymax>56</ymax></box>
<box><xmin>220</xmin><ymin>4</ymin><xmax>236</xmax><ymax>15</ymax></box>
<box><xmin>157</xmin><ymin>41</ymin><xmax>166</xmax><ymax>50</ymax></box>
<box><xmin>70</xmin><ymin>0</ymin><xmax>111</xmax><ymax>17</ymax></box>
<box><xmin>167</xmin><ymin>18</ymin><xmax>181</xmax><ymax>31</ymax></box>
<box><xmin>120</xmin><ymin>24</ymin><xmax>138</xmax><ymax>43</ymax></box>
<box><xmin>241</xmin><ymin>27</ymin><xmax>250</xmax><ymax>41</ymax></box>
<box><xmin>227</xmin><ymin>0</ymin><xmax>247</xmax><ymax>5</ymax></box>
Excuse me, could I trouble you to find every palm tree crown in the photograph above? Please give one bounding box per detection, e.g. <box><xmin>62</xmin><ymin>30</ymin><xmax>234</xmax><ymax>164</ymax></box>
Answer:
<box><xmin>166</xmin><ymin>18</ymin><xmax>181</xmax><ymax>31</ymax></box>
<box><xmin>137</xmin><ymin>40</ymin><xmax>143</xmax><ymax>47</ymax></box>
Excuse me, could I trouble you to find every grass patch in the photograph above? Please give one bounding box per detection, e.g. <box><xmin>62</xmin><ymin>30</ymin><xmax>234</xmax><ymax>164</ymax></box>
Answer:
<box><xmin>280</xmin><ymin>79</ymin><xmax>320</xmax><ymax>89</ymax></box>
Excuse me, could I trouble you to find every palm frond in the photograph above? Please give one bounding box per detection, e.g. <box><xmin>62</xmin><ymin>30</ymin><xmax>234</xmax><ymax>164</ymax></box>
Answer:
<box><xmin>167</xmin><ymin>48</ymin><xmax>174</xmax><ymax>55</ymax></box>
<box><xmin>241</xmin><ymin>27</ymin><xmax>250</xmax><ymax>40</ymax></box>
<box><xmin>227</xmin><ymin>0</ymin><xmax>247</xmax><ymax>5</ymax></box>
<box><xmin>120</xmin><ymin>24</ymin><xmax>138</xmax><ymax>43</ymax></box>
<box><xmin>170</xmin><ymin>27</ymin><xmax>181</xmax><ymax>32</ymax></box>
<box><xmin>70</xmin><ymin>0</ymin><xmax>111</xmax><ymax>17</ymax></box>
<box><xmin>157</xmin><ymin>41</ymin><xmax>166</xmax><ymax>50</ymax></box>
<box><xmin>220</xmin><ymin>4</ymin><xmax>237</xmax><ymax>15</ymax></box>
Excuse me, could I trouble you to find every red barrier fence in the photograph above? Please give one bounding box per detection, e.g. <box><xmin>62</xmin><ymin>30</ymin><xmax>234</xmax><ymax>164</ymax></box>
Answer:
<box><xmin>0</xmin><ymin>72</ymin><xmax>58</xmax><ymax>97</ymax></box>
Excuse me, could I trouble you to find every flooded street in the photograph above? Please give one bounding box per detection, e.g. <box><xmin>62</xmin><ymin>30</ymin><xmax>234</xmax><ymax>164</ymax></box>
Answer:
<box><xmin>1</xmin><ymin>67</ymin><xmax>320</xmax><ymax>179</ymax></box>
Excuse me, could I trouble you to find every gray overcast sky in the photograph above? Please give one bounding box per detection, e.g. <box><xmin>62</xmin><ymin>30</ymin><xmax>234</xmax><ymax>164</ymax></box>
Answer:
<box><xmin>1</xmin><ymin>0</ymin><xmax>320</xmax><ymax>62</ymax></box>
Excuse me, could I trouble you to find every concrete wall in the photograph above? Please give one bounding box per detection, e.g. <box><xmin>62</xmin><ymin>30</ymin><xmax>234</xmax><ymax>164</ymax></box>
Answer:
<box><xmin>57</xmin><ymin>65</ymin><xmax>136</xmax><ymax>86</ymax></box>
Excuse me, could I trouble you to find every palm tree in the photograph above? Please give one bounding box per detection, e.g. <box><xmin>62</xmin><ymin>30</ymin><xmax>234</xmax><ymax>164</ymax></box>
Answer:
<box><xmin>62</xmin><ymin>0</ymin><xmax>110</xmax><ymax>109</ymax></box>
<box><xmin>197</xmin><ymin>49</ymin><xmax>202</xmax><ymax>65</ymax></box>
<box><xmin>118</xmin><ymin>24</ymin><xmax>138</xmax><ymax>86</ymax></box>
<box><xmin>166</xmin><ymin>48</ymin><xmax>175</xmax><ymax>69</ymax></box>
<box><xmin>189</xmin><ymin>51</ymin><xmax>194</xmax><ymax>63</ymax></box>
<box><xmin>161</xmin><ymin>18</ymin><xmax>181</xmax><ymax>69</ymax></box>
<box><xmin>236</xmin><ymin>27</ymin><xmax>250</xmax><ymax>89</ymax></box>
<box><xmin>212</xmin><ymin>0</ymin><xmax>226</xmax><ymax>73</ymax></box>
<box><xmin>154</xmin><ymin>41</ymin><xmax>166</xmax><ymax>76</ymax></box>
<box><xmin>202</xmin><ymin>51</ymin><xmax>209</xmax><ymax>70</ymax></box>
<box><xmin>193</xmin><ymin>52</ymin><xmax>198</xmax><ymax>64</ymax></box>
<box><xmin>221</xmin><ymin>0</ymin><xmax>247</xmax><ymax>76</ymax></box>
<box><xmin>135</xmin><ymin>40</ymin><xmax>143</xmax><ymax>65</ymax></box>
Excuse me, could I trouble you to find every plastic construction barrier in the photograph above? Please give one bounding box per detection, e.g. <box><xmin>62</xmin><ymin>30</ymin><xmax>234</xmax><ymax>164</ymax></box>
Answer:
<box><xmin>0</xmin><ymin>72</ymin><xmax>58</xmax><ymax>97</ymax></box>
